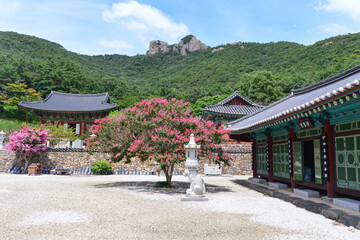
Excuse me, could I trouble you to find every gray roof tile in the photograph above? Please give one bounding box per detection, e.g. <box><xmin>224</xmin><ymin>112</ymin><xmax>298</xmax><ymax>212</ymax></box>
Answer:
<box><xmin>204</xmin><ymin>90</ymin><xmax>263</xmax><ymax>116</ymax></box>
<box><xmin>18</xmin><ymin>91</ymin><xmax>118</xmax><ymax>112</ymax></box>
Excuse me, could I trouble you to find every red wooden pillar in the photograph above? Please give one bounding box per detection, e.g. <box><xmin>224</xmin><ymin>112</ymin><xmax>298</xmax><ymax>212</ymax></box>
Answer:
<box><xmin>252</xmin><ymin>138</ymin><xmax>257</xmax><ymax>178</ymax></box>
<box><xmin>290</xmin><ymin>128</ymin><xmax>296</xmax><ymax>189</ymax></box>
<box><xmin>268</xmin><ymin>133</ymin><xmax>273</xmax><ymax>182</ymax></box>
<box><xmin>81</xmin><ymin>122</ymin><xmax>85</xmax><ymax>136</ymax></box>
<box><xmin>26</xmin><ymin>109</ymin><xmax>28</xmax><ymax>126</ymax></box>
<box><xmin>324</xmin><ymin>119</ymin><xmax>336</xmax><ymax>198</ymax></box>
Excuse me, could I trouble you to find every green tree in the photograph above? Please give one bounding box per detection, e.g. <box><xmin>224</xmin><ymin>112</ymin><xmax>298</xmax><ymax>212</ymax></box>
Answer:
<box><xmin>0</xmin><ymin>82</ymin><xmax>42</xmax><ymax>106</ymax></box>
<box><xmin>44</xmin><ymin>121</ymin><xmax>78</xmax><ymax>147</ymax></box>
<box><xmin>237</xmin><ymin>71</ymin><xmax>284</xmax><ymax>105</ymax></box>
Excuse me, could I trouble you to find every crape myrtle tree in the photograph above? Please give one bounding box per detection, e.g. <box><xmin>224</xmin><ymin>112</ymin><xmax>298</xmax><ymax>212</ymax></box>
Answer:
<box><xmin>85</xmin><ymin>98</ymin><xmax>234</xmax><ymax>186</ymax></box>
<box><xmin>5</xmin><ymin>126</ymin><xmax>51</xmax><ymax>173</ymax></box>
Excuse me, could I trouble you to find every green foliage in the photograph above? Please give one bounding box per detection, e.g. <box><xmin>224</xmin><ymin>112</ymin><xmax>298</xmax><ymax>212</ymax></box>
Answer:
<box><xmin>0</xmin><ymin>118</ymin><xmax>36</xmax><ymax>134</ymax></box>
<box><xmin>191</xmin><ymin>95</ymin><xmax>228</xmax><ymax>116</ymax></box>
<box><xmin>1</xmin><ymin>82</ymin><xmax>42</xmax><ymax>106</ymax></box>
<box><xmin>90</xmin><ymin>160</ymin><xmax>113</xmax><ymax>174</ymax></box>
<box><xmin>0</xmin><ymin>105</ymin><xmax>38</xmax><ymax>130</ymax></box>
<box><xmin>1</xmin><ymin>31</ymin><xmax>360</xmax><ymax>124</ymax></box>
<box><xmin>237</xmin><ymin>71</ymin><xmax>284</xmax><ymax>105</ymax></box>
<box><xmin>181</xmin><ymin>35</ymin><xmax>195</xmax><ymax>44</ymax></box>
<box><xmin>44</xmin><ymin>121</ymin><xmax>78</xmax><ymax>146</ymax></box>
<box><xmin>116</xmin><ymin>95</ymin><xmax>141</xmax><ymax>109</ymax></box>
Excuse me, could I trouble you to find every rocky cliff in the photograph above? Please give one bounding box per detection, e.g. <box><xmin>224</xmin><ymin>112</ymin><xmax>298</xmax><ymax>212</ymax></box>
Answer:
<box><xmin>147</xmin><ymin>35</ymin><xmax>208</xmax><ymax>56</ymax></box>
<box><xmin>148</xmin><ymin>40</ymin><xmax>170</xmax><ymax>55</ymax></box>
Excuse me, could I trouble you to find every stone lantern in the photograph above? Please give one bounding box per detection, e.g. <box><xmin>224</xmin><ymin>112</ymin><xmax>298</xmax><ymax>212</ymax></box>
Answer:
<box><xmin>184</xmin><ymin>134</ymin><xmax>201</xmax><ymax>171</ymax></box>
<box><xmin>0</xmin><ymin>130</ymin><xmax>5</xmax><ymax>150</ymax></box>
<box><xmin>182</xmin><ymin>134</ymin><xmax>207</xmax><ymax>200</ymax></box>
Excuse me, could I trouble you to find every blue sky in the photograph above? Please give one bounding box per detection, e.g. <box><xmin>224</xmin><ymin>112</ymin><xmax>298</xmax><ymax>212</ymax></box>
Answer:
<box><xmin>1</xmin><ymin>0</ymin><xmax>360</xmax><ymax>56</ymax></box>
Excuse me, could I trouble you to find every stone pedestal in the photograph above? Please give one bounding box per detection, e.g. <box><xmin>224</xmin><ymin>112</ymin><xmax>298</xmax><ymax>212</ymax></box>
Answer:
<box><xmin>181</xmin><ymin>195</ymin><xmax>208</xmax><ymax>202</ymax></box>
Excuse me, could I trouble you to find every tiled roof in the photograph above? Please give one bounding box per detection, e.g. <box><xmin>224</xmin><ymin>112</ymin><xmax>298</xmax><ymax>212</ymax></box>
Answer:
<box><xmin>203</xmin><ymin>90</ymin><xmax>263</xmax><ymax>116</ymax></box>
<box><xmin>18</xmin><ymin>91</ymin><xmax>118</xmax><ymax>112</ymax></box>
<box><xmin>214</xmin><ymin>90</ymin><xmax>263</xmax><ymax>107</ymax></box>
<box><xmin>227</xmin><ymin>64</ymin><xmax>360</xmax><ymax>133</ymax></box>
<box><xmin>204</xmin><ymin>105</ymin><xmax>262</xmax><ymax>115</ymax></box>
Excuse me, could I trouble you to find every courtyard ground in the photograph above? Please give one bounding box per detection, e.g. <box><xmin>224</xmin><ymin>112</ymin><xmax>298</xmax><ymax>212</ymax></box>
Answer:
<box><xmin>0</xmin><ymin>173</ymin><xmax>359</xmax><ymax>240</ymax></box>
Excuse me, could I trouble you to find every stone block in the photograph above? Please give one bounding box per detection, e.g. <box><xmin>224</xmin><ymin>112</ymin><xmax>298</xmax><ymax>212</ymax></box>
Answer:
<box><xmin>333</xmin><ymin>198</ymin><xmax>360</xmax><ymax>212</ymax></box>
<box><xmin>252</xmin><ymin>178</ymin><xmax>266</xmax><ymax>184</ymax></box>
<box><xmin>322</xmin><ymin>208</ymin><xmax>345</xmax><ymax>220</ymax></box>
<box><xmin>269</xmin><ymin>182</ymin><xmax>287</xmax><ymax>189</ymax></box>
<box><xmin>338</xmin><ymin>214</ymin><xmax>360</xmax><ymax>227</ymax></box>
<box><xmin>293</xmin><ymin>188</ymin><xmax>320</xmax><ymax>198</ymax></box>
<box><xmin>278</xmin><ymin>194</ymin><xmax>295</xmax><ymax>203</ymax></box>
<box><xmin>305</xmin><ymin>203</ymin><xmax>331</xmax><ymax>214</ymax></box>
<box><xmin>293</xmin><ymin>199</ymin><xmax>311</xmax><ymax>208</ymax></box>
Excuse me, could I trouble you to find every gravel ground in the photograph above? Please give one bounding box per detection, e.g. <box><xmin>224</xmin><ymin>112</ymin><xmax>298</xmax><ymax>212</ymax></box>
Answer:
<box><xmin>0</xmin><ymin>173</ymin><xmax>359</xmax><ymax>240</ymax></box>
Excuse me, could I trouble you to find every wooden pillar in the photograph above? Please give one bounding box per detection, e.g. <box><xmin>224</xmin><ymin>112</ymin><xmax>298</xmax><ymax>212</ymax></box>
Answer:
<box><xmin>290</xmin><ymin>128</ymin><xmax>296</xmax><ymax>189</ymax></box>
<box><xmin>252</xmin><ymin>138</ymin><xmax>257</xmax><ymax>178</ymax></box>
<box><xmin>324</xmin><ymin>119</ymin><xmax>336</xmax><ymax>198</ymax></box>
<box><xmin>26</xmin><ymin>109</ymin><xmax>28</xmax><ymax>126</ymax></box>
<box><xmin>268</xmin><ymin>133</ymin><xmax>273</xmax><ymax>182</ymax></box>
<box><xmin>81</xmin><ymin>122</ymin><xmax>85</xmax><ymax>136</ymax></box>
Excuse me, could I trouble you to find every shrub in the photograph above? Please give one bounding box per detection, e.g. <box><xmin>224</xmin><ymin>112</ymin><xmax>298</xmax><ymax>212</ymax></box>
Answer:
<box><xmin>91</xmin><ymin>160</ymin><xmax>112</xmax><ymax>174</ymax></box>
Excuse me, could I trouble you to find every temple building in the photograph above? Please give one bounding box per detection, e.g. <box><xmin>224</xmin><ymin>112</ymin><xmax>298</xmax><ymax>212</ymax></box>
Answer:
<box><xmin>227</xmin><ymin>64</ymin><xmax>360</xmax><ymax>199</ymax></box>
<box><xmin>18</xmin><ymin>91</ymin><xmax>118</xmax><ymax>136</ymax></box>
<box><xmin>202</xmin><ymin>90</ymin><xmax>263</xmax><ymax>125</ymax></box>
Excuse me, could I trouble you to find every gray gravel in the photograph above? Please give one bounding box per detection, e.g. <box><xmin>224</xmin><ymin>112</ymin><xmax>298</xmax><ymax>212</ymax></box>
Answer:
<box><xmin>0</xmin><ymin>174</ymin><xmax>359</xmax><ymax>239</ymax></box>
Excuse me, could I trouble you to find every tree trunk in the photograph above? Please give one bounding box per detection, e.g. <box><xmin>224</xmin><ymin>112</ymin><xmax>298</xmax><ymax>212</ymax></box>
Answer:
<box><xmin>163</xmin><ymin>163</ymin><xmax>175</xmax><ymax>187</ymax></box>
<box><xmin>23</xmin><ymin>158</ymin><xmax>30</xmax><ymax>174</ymax></box>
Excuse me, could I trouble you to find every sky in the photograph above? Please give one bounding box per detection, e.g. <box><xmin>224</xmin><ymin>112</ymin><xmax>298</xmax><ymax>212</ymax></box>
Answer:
<box><xmin>1</xmin><ymin>0</ymin><xmax>360</xmax><ymax>56</ymax></box>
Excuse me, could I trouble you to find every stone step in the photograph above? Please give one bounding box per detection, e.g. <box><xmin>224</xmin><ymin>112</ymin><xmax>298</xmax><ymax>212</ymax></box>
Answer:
<box><xmin>252</xmin><ymin>178</ymin><xmax>266</xmax><ymax>184</ymax></box>
<box><xmin>269</xmin><ymin>182</ymin><xmax>288</xmax><ymax>189</ymax></box>
<box><xmin>293</xmin><ymin>188</ymin><xmax>320</xmax><ymax>198</ymax></box>
<box><xmin>333</xmin><ymin>198</ymin><xmax>360</xmax><ymax>212</ymax></box>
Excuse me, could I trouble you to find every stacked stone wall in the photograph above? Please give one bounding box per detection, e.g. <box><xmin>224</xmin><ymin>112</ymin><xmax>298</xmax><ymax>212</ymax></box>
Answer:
<box><xmin>0</xmin><ymin>143</ymin><xmax>252</xmax><ymax>175</ymax></box>
<box><xmin>0</xmin><ymin>150</ymin><xmax>16</xmax><ymax>172</ymax></box>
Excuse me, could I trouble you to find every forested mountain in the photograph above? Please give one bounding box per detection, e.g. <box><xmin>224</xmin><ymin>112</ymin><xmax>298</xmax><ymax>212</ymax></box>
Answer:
<box><xmin>1</xmin><ymin>31</ymin><xmax>360</xmax><ymax>107</ymax></box>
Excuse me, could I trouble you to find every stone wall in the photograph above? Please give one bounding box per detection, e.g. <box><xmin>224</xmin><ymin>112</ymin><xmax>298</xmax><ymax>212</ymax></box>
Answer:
<box><xmin>0</xmin><ymin>150</ymin><xmax>16</xmax><ymax>172</ymax></box>
<box><xmin>0</xmin><ymin>143</ymin><xmax>252</xmax><ymax>175</ymax></box>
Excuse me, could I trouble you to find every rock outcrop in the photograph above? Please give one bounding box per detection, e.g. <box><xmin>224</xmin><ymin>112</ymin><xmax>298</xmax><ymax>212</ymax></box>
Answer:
<box><xmin>148</xmin><ymin>40</ymin><xmax>170</xmax><ymax>55</ymax></box>
<box><xmin>173</xmin><ymin>35</ymin><xmax>208</xmax><ymax>56</ymax></box>
<box><xmin>212</xmin><ymin>47</ymin><xmax>224</xmax><ymax>53</ymax></box>
<box><xmin>147</xmin><ymin>35</ymin><xmax>208</xmax><ymax>56</ymax></box>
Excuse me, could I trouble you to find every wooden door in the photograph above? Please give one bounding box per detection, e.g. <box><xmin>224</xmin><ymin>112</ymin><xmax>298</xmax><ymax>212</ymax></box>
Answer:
<box><xmin>336</xmin><ymin>136</ymin><xmax>359</xmax><ymax>189</ymax></box>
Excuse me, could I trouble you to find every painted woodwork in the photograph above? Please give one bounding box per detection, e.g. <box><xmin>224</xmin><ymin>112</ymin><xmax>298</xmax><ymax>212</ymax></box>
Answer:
<box><xmin>335</xmin><ymin>135</ymin><xmax>360</xmax><ymax>190</ymax></box>
<box><xmin>314</xmin><ymin>139</ymin><xmax>323</xmax><ymax>184</ymax></box>
<box><xmin>256</xmin><ymin>145</ymin><xmax>267</xmax><ymax>175</ymax></box>
<box><xmin>226</xmin><ymin>97</ymin><xmax>248</xmax><ymax>106</ymax></box>
<box><xmin>293</xmin><ymin>141</ymin><xmax>303</xmax><ymax>181</ymax></box>
<box><xmin>272</xmin><ymin>143</ymin><xmax>290</xmax><ymax>178</ymax></box>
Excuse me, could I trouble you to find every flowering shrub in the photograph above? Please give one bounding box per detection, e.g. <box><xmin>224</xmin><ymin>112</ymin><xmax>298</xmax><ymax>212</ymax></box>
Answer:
<box><xmin>86</xmin><ymin>98</ymin><xmax>234</xmax><ymax>185</ymax></box>
<box><xmin>5</xmin><ymin>125</ymin><xmax>51</xmax><ymax>173</ymax></box>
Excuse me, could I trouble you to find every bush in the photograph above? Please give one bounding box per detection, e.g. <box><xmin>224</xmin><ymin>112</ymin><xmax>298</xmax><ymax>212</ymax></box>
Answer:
<box><xmin>90</xmin><ymin>160</ymin><xmax>113</xmax><ymax>174</ymax></box>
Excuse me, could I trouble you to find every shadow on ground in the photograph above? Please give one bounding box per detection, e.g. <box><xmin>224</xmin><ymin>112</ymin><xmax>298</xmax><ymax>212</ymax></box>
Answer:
<box><xmin>93</xmin><ymin>181</ymin><xmax>232</xmax><ymax>195</ymax></box>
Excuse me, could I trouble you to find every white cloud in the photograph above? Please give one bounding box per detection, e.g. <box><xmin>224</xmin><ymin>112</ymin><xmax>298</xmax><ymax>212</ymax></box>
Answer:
<box><xmin>318</xmin><ymin>23</ymin><xmax>355</xmax><ymax>35</ymax></box>
<box><xmin>99</xmin><ymin>39</ymin><xmax>133</xmax><ymax>50</ymax></box>
<box><xmin>102</xmin><ymin>1</ymin><xmax>189</xmax><ymax>43</ymax></box>
<box><xmin>316</xmin><ymin>0</ymin><xmax>360</xmax><ymax>21</ymax></box>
